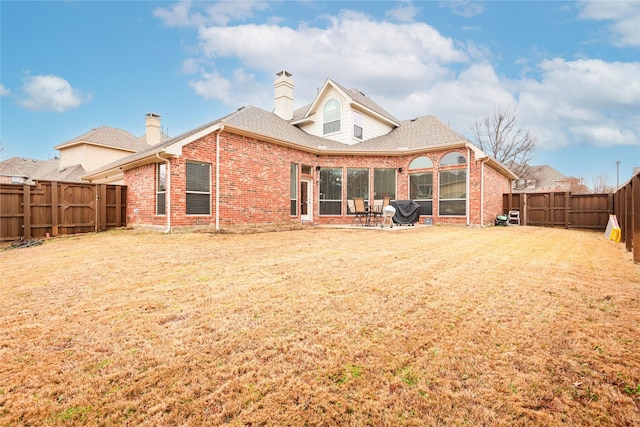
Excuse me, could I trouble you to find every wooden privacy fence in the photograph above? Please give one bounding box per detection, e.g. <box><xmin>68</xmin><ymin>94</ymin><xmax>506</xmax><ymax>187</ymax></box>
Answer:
<box><xmin>503</xmin><ymin>192</ymin><xmax>612</xmax><ymax>230</ymax></box>
<box><xmin>612</xmin><ymin>172</ymin><xmax>639</xmax><ymax>264</ymax></box>
<box><xmin>0</xmin><ymin>181</ymin><xmax>126</xmax><ymax>241</ymax></box>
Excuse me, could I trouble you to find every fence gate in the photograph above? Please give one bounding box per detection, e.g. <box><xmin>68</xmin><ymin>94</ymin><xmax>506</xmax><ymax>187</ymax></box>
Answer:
<box><xmin>503</xmin><ymin>191</ymin><xmax>612</xmax><ymax>230</ymax></box>
<box><xmin>0</xmin><ymin>181</ymin><xmax>126</xmax><ymax>241</ymax></box>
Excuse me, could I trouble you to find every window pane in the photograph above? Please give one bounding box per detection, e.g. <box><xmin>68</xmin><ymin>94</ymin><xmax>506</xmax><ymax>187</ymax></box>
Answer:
<box><xmin>439</xmin><ymin>170</ymin><xmax>466</xmax><ymax>199</ymax></box>
<box><xmin>409</xmin><ymin>173</ymin><xmax>432</xmax><ymax>199</ymax></box>
<box><xmin>347</xmin><ymin>168</ymin><xmax>369</xmax><ymax>200</ymax></box>
<box><xmin>324</xmin><ymin>121</ymin><xmax>340</xmax><ymax>134</ymax></box>
<box><xmin>440</xmin><ymin>152</ymin><xmax>467</xmax><ymax>166</ymax></box>
<box><xmin>415</xmin><ymin>200</ymin><xmax>433</xmax><ymax>216</ymax></box>
<box><xmin>323</xmin><ymin>99</ymin><xmax>341</xmax><ymax>134</ymax></box>
<box><xmin>320</xmin><ymin>201</ymin><xmax>341</xmax><ymax>215</ymax></box>
<box><xmin>319</xmin><ymin>168</ymin><xmax>342</xmax><ymax>215</ymax></box>
<box><xmin>440</xmin><ymin>200</ymin><xmax>466</xmax><ymax>216</ymax></box>
<box><xmin>290</xmin><ymin>163</ymin><xmax>297</xmax><ymax>216</ymax></box>
<box><xmin>186</xmin><ymin>162</ymin><xmax>210</xmax><ymax>192</ymax></box>
<box><xmin>409</xmin><ymin>156</ymin><xmax>433</xmax><ymax>170</ymax></box>
<box><xmin>319</xmin><ymin>168</ymin><xmax>342</xmax><ymax>200</ymax></box>
<box><xmin>186</xmin><ymin>161</ymin><xmax>211</xmax><ymax>215</ymax></box>
<box><xmin>439</xmin><ymin>169</ymin><xmax>466</xmax><ymax>217</ymax></box>
<box><xmin>157</xmin><ymin>163</ymin><xmax>166</xmax><ymax>192</ymax></box>
<box><xmin>157</xmin><ymin>163</ymin><xmax>166</xmax><ymax>215</ymax></box>
<box><xmin>374</xmin><ymin>168</ymin><xmax>396</xmax><ymax>200</ymax></box>
<box><xmin>353</xmin><ymin>111</ymin><xmax>363</xmax><ymax>139</ymax></box>
<box><xmin>186</xmin><ymin>193</ymin><xmax>210</xmax><ymax>215</ymax></box>
<box><xmin>354</xmin><ymin>125</ymin><xmax>363</xmax><ymax>139</ymax></box>
<box><xmin>156</xmin><ymin>192</ymin><xmax>166</xmax><ymax>215</ymax></box>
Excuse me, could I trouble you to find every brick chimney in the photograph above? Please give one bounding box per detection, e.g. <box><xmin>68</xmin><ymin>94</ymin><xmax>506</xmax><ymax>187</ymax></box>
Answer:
<box><xmin>145</xmin><ymin>113</ymin><xmax>161</xmax><ymax>146</ymax></box>
<box><xmin>274</xmin><ymin>71</ymin><xmax>294</xmax><ymax>120</ymax></box>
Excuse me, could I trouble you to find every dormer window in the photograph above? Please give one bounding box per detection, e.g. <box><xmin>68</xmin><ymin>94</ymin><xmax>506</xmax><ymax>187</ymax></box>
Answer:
<box><xmin>323</xmin><ymin>99</ymin><xmax>341</xmax><ymax>135</ymax></box>
<box><xmin>353</xmin><ymin>111</ymin><xmax>363</xmax><ymax>140</ymax></box>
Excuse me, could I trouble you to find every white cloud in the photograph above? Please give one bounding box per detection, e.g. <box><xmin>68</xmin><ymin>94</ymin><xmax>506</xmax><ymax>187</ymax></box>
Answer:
<box><xmin>154</xmin><ymin>0</ymin><xmax>268</xmax><ymax>27</ymax></box>
<box><xmin>189</xmin><ymin>68</ymin><xmax>269</xmax><ymax>107</ymax></box>
<box><xmin>579</xmin><ymin>0</ymin><xmax>640</xmax><ymax>47</ymax></box>
<box><xmin>0</xmin><ymin>84</ymin><xmax>10</xmax><ymax>96</ymax></box>
<box><xmin>192</xmin><ymin>9</ymin><xmax>468</xmax><ymax>104</ymax></box>
<box><xmin>19</xmin><ymin>75</ymin><xmax>89</xmax><ymax>112</ymax></box>
<box><xmin>440</xmin><ymin>1</ymin><xmax>485</xmax><ymax>18</ymax></box>
<box><xmin>386</xmin><ymin>1</ymin><xmax>419</xmax><ymax>23</ymax></box>
<box><xmin>153</xmin><ymin>0</ymin><xmax>201</xmax><ymax>27</ymax></box>
<box><xmin>156</xmin><ymin>2</ymin><xmax>639</xmax><ymax>153</ymax></box>
<box><xmin>517</xmin><ymin>59</ymin><xmax>640</xmax><ymax>149</ymax></box>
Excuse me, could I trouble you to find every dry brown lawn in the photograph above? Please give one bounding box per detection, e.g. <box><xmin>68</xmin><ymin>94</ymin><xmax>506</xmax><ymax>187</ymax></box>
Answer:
<box><xmin>1</xmin><ymin>225</ymin><xmax>639</xmax><ymax>426</ymax></box>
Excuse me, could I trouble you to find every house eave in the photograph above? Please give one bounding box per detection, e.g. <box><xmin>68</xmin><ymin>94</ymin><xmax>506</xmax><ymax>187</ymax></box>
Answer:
<box><xmin>54</xmin><ymin>141</ymin><xmax>139</xmax><ymax>152</ymax></box>
<box><xmin>350</xmin><ymin>102</ymin><xmax>399</xmax><ymax>128</ymax></box>
<box><xmin>466</xmin><ymin>142</ymin><xmax>519</xmax><ymax>180</ymax></box>
<box><xmin>81</xmin><ymin>123</ymin><xmax>224</xmax><ymax>182</ymax></box>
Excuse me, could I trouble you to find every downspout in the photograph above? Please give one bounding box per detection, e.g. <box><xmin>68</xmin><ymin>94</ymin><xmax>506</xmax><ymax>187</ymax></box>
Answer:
<box><xmin>216</xmin><ymin>125</ymin><xmax>224</xmax><ymax>231</ymax></box>
<box><xmin>466</xmin><ymin>146</ymin><xmax>471</xmax><ymax>226</ymax></box>
<box><xmin>156</xmin><ymin>153</ymin><xmax>171</xmax><ymax>233</ymax></box>
<box><xmin>480</xmin><ymin>158</ymin><xmax>489</xmax><ymax>227</ymax></box>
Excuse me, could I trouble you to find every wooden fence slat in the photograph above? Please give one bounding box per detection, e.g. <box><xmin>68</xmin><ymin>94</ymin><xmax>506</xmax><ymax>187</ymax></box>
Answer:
<box><xmin>23</xmin><ymin>184</ymin><xmax>31</xmax><ymax>239</ymax></box>
<box><xmin>51</xmin><ymin>181</ymin><xmax>59</xmax><ymax>236</ymax></box>
<box><xmin>100</xmin><ymin>184</ymin><xmax>107</xmax><ymax>232</ymax></box>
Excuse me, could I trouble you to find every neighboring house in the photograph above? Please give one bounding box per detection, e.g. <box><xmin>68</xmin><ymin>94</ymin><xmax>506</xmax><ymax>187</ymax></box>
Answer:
<box><xmin>83</xmin><ymin>71</ymin><xmax>518</xmax><ymax>231</ymax></box>
<box><xmin>0</xmin><ymin>157</ymin><xmax>85</xmax><ymax>184</ymax></box>
<box><xmin>513</xmin><ymin>165</ymin><xmax>590</xmax><ymax>193</ymax></box>
<box><xmin>0</xmin><ymin>113</ymin><xmax>167</xmax><ymax>185</ymax></box>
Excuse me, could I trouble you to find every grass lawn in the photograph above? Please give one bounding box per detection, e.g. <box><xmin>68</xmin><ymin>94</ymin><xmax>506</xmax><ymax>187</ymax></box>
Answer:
<box><xmin>1</xmin><ymin>226</ymin><xmax>639</xmax><ymax>426</ymax></box>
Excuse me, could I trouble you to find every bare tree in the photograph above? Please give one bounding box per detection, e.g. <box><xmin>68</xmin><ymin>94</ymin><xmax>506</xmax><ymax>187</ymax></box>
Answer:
<box><xmin>592</xmin><ymin>175</ymin><xmax>614</xmax><ymax>193</ymax></box>
<box><xmin>470</xmin><ymin>105</ymin><xmax>537</xmax><ymax>177</ymax></box>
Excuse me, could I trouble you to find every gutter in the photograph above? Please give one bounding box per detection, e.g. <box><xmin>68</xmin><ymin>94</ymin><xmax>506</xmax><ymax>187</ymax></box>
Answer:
<box><xmin>156</xmin><ymin>153</ymin><xmax>171</xmax><ymax>234</ymax></box>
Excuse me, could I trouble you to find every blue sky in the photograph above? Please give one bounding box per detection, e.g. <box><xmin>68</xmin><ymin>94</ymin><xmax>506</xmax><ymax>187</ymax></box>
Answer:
<box><xmin>1</xmin><ymin>0</ymin><xmax>638</xmax><ymax>189</ymax></box>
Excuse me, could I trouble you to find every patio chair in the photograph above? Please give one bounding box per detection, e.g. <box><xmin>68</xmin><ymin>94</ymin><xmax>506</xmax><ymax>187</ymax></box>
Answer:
<box><xmin>352</xmin><ymin>197</ymin><xmax>369</xmax><ymax>226</ymax></box>
<box><xmin>508</xmin><ymin>210</ymin><xmax>521</xmax><ymax>226</ymax></box>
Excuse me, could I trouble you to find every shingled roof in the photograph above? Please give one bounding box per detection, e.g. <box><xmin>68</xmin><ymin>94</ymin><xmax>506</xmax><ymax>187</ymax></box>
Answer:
<box><xmin>0</xmin><ymin>157</ymin><xmax>86</xmax><ymax>184</ymax></box>
<box><xmin>55</xmin><ymin>126</ymin><xmax>150</xmax><ymax>152</ymax></box>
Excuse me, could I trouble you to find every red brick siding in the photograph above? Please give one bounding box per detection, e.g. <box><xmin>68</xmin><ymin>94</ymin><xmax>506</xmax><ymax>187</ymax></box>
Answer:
<box><xmin>482</xmin><ymin>163</ymin><xmax>511</xmax><ymax>225</ymax></box>
<box><xmin>124</xmin><ymin>131</ymin><xmax>512</xmax><ymax>230</ymax></box>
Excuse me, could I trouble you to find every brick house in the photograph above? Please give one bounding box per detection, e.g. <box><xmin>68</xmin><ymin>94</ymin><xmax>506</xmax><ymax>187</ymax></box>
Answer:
<box><xmin>83</xmin><ymin>71</ymin><xmax>517</xmax><ymax>231</ymax></box>
<box><xmin>0</xmin><ymin>115</ymin><xmax>167</xmax><ymax>185</ymax></box>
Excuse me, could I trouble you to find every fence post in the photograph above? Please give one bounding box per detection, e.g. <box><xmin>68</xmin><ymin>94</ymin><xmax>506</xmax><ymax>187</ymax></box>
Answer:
<box><xmin>115</xmin><ymin>185</ymin><xmax>122</xmax><ymax>227</ymax></box>
<box><xmin>564</xmin><ymin>192</ymin><xmax>570</xmax><ymax>228</ymax></box>
<box><xmin>22</xmin><ymin>184</ymin><xmax>31</xmax><ymax>239</ymax></box>
<box><xmin>99</xmin><ymin>185</ymin><xmax>107</xmax><ymax>231</ymax></box>
<box><xmin>633</xmin><ymin>175</ymin><xmax>639</xmax><ymax>264</ymax></box>
<box><xmin>51</xmin><ymin>181</ymin><xmax>59</xmax><ymax>236</ymax></box>
<box><xmin>522</xmin><ymin>193</ymin><xmax>527</xmax><ymax>226</ymax></box>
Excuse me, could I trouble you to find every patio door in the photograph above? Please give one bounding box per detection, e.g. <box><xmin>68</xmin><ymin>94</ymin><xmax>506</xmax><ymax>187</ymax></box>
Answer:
<box><xmin>300</xmin><ymin>179</ymin><xmax>313</xmax><ymax>222</ymax></box>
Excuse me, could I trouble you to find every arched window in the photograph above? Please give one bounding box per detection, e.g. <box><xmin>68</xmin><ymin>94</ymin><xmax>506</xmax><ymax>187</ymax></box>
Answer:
<box><xmin>439</xmin><ymin>152</ymin><xmax>466</xmax><ymax>166</ymax></box>
<box><xmin>438</xmin><ymin>151</ymin><xmax>466</xmax><ymax>216</ymax></box>
<box><xmin>409</xmin><ymin>156</ymin><xmax>433</xmax><ymax>215</ymax></box>
<box><xmin>409</xmin><ymin>156</ymin><xmax>433</xmax><ymax>170</ymax></box>
<box><xmin>323</xmin><ymin>99</ymin><xmax>341</xmax><ymax>135</ymax></box>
